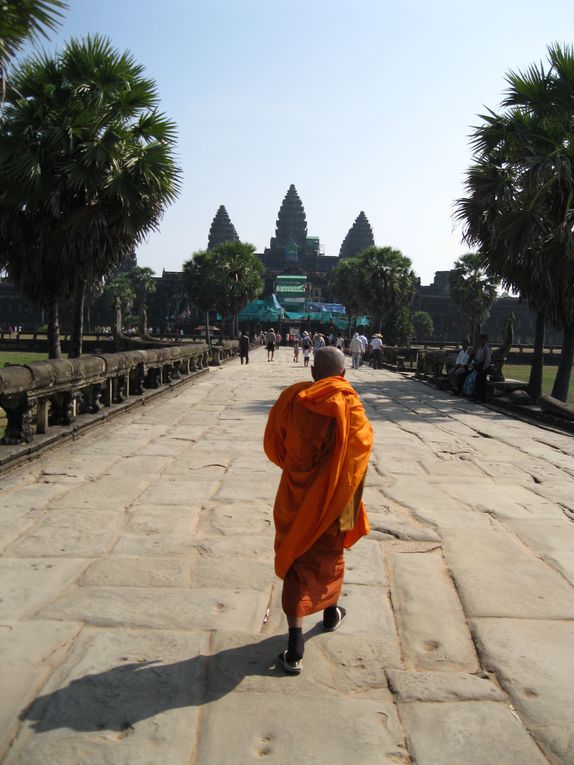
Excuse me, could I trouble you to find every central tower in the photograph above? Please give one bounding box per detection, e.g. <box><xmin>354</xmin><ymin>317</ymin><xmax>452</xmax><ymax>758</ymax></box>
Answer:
<box><xmin>266</xmin><ymin>184</ymin><xmax>308</xmax><ymax>261</ymax></box>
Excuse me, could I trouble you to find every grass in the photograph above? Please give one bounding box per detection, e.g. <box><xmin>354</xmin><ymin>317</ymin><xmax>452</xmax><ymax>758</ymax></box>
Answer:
<box><xmin>0</xmin><ymin>351</ymin><xmax>48</xmax><ymax>366</ymax></box>
<box><xmin>505</xmin><ymin>363</ymin><xmax>573</xmax><ymax>405</ymax></box>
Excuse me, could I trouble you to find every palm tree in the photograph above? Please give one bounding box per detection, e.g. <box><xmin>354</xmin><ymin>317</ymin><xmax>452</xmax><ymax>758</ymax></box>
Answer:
<box><xmin>359</xmin><ymin>246</ymin><xmax>418</xmax><ymax>333</ymax></box>
<box><xmin>449</xmin><ymin>253</ymin><xmax>498</xmax><ymax>346</ymax></box>
<box><xmin>333</xmin><ymin>257</ymin><xmax>365</xmax><ymax>337</ymax></box>
<box><xmin>455</xmin><ymin>43</ymin><xmax>574</xmax><ymax>401</ymax></box>
<box><xmin>182</xmin><ymin>250</ymin><xmax>220</xmax><ymax>347</ymax></box>
<box><xmin>103</xmin><ymin>273</ymin><xmax>135</xmax><ymax>338</ymax></box>
<box><xmin>128</xmin><ymin>266</ymin><xmax>156</xmax><ymax>336</ymax></box>
<box><xmin>0</xmin><ymin>35</ymin><xmax>181</xmax><ymax>358</ymax></box>
<box><xmin>0</xmin><ymin>0</ymin><xmax>67</xmax><ymax>94</ymax></box>
<box><xmin>210</xmin><ymin>241</ymin><xmax>264</xmax><ymax>338</ymax></box>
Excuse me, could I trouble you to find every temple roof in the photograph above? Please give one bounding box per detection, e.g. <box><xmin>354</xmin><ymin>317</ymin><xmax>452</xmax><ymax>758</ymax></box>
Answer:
<box><xmin>269</xmin><ymin>184</ymin><xmax>308</xmax><ymax>253</ymax></box>
<box><xmin>208</xmin><ymin>205</ymin><xmax>239</xmax><ymax>250</ymax></box>
<box><xmin>339</xmin><ymin>211</ymin><xmax>375</xmax><ymax>259</ymax></box>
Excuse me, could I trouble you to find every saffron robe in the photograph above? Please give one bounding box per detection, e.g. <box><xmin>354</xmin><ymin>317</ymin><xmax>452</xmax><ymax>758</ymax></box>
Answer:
<box><xmin>264</xmin><ymin>376</ymin><xmax>373</xmax><ymax>614</ymax></box>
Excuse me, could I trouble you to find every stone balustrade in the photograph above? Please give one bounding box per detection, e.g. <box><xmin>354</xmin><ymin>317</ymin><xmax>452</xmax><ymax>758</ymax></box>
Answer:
<box><xmin>209</xmin><ymin>340</ymin><xmax>240</xmax><ymax>366</ymax></box>
<box><xmin>0</xmin><ymin>344</ymin><xmax>211</xmax><ymax>445</ymax></box>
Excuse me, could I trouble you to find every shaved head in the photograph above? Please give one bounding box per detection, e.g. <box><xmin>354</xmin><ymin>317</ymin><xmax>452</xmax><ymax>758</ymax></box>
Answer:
<box><xmin>311</xmin><ymin>347</ymin><xmax>346</xmax><ymax>381</ymax></box>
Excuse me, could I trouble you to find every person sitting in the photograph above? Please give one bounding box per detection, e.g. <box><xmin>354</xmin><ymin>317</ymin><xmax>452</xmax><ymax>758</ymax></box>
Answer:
<box><xmin>450</xmin><ymin>340</ymin><xmax>470</xmax><ymax>395</ymax></box>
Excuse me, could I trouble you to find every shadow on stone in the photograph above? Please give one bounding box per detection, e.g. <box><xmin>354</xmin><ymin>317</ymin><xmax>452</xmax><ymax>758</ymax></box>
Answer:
<box><xmin>19</xmin><ymin>627</ymin><xmax>323</xmax><ymax>734</ymax></box>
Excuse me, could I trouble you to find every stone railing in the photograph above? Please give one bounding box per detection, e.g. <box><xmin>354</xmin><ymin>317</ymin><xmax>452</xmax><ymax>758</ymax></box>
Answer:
<box><xmin>0</xmin><ymin>344</ymin><xmax>209</xmax><ymax>445</ymax></box>
<box><xmin>209</xmin><ymin>340</ymin><xmax>240</xmax><ymax>366</ymax></box>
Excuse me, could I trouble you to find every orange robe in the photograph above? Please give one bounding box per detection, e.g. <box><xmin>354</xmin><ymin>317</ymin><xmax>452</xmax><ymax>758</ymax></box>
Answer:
<box><xmin>264</xmin><ymin>376</ymin><xmax>373</xmax><ymax>616</ymax></box>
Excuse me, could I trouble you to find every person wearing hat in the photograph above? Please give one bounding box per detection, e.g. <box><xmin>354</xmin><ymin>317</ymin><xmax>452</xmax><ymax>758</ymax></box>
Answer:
<box><xmin>370</xmin><ymin>333</ymin><xmax>383</xmax><ymax>369</ymax></box>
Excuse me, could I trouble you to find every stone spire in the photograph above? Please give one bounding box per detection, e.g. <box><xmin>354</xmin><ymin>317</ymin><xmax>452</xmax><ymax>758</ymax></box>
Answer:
<box><xmin>208</xmin><ymin>205</ymin><xmax>239</xmax><ymax>250</ymax></box>
<box><xmin>339</xmin><ymin>211</ymin><xmax>375</xmax><ymax>259</ymax></box>
<box><xmin>269</xmin><ymin>184</ymin><xmax>308</xmax><ymax>254</ymax></box>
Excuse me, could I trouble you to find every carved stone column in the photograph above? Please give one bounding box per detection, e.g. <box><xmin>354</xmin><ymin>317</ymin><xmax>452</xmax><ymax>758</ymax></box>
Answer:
<box><xmin>0</xmin><ymin>395</ymin><xmax>35</xmax><ymax>444</ymax></box>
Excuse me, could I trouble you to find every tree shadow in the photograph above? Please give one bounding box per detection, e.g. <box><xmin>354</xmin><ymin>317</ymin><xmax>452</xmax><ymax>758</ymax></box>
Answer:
<box><xmin>19</xmin><ymin>625</ymin><xmax>324</xmax><ymax>734</ymax></box>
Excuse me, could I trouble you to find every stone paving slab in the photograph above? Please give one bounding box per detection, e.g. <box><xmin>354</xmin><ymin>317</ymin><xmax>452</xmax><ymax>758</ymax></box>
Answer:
<box><xmin>4</xmin><ymin>628</ymin><xmax>209</xmax><ymax>765</ymax></box>
<box><xmin>441</xmin><ymin>525</ymin><xmax>574</xmax><ymax>619</ymax></box>
<box><xmin>386</xmin><ymin>669</ymin><xmax>505</xmax><ymax>702</ymax></box>
<box><xmin>472</xmin><ymin>617</ymin><xmax>574</xmax><ymax>765</ymax></box>
<box><xmin>197</xmin><ymin>693</ymin><xmax>408</xmax><ymax>764</ymax></box>
<box><xmin>388</xmin><ymin>549</ymin><xmax>479</xmax><ymax>671</ymax></box>
<box><xmin>1</xmin><ymin>352</ymin><xmax>572</xmax><ymax>764</ymax></box>
<box><xmin>400</xmin><ymin>700</ymin><xmax>549</xmax><ymax>765</ymax></box>
<box><xmin>38</xmin><ymin>585</ymin><xmax>270</xmax><ymax>632</ymax></box>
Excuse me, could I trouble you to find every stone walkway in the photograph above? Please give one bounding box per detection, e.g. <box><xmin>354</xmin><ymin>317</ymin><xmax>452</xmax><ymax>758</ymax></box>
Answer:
<box><xmin>0</xmin><ymin>347</ymin><xmax>573</xmax><ymax>764</ymax></box>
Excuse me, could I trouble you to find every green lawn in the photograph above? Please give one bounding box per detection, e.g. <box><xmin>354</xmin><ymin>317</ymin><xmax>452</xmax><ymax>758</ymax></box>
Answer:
<box><xmin>0</xmin><ymin>351</ymin><xmax>47</xmax><ymax>366</ymax></box>
<box><xmin>505</xmin><ymin>363</ymin><xmax>573</xmax><ymax>405</ymax></box>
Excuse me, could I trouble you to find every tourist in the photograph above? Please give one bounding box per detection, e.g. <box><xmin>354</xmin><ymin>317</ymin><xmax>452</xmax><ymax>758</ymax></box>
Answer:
<box><xmin>472</xmin><ymin>334</ymin><xmax>492</xmax><ymax>403</ymax></box>
<box><xmin>450</xmin><ymin>340</ymin><xmax>470</xmax><ymax>395</ymax></box>
<box><xmin>239</xmin><ymin>330</ymin><xmax>250</xmax><ymax>365</ymax></box>
<box><xmin>335</xmin><ymin>334</ymin><xmax>345</xmax><ymax>351</ymax></box>
<box><xmin>313</xmin><ymin>333</ymin><xmax>325</xmax><ymax>354</ymax></box>
<box><xmin>266</xmin><ymin>328</ymin><xmax>276</xmax><ymax>361</ymax></box>
<box><xmin>264</xmin><ymin>347</ymin><xmax>373</xmax><ymax>674</ymax></box>
<box><xmin>275</xmin><ymin>331</ymin><xmax>282</xmax><ymax>349</ymax></box>
<box><xmin>293</xmin><ymin>336</ymin><xmax>300</xmax><ymax>363</ymax></box>
<box><xmin>462</xmin><ymin>347</ymin><xmax>477</xmax><ymax>397</ymax></box>
<box><xmin>370</xmin><ymin>333</ymin><xmax>383</xmax><ymax>369</ymax></box>
<box><xmin>302</xmin><ymin>332</ymin><xmax>312</xmax><ymax>367</ymax></box>
<box><xmin>358</xmin><ymin>331</ymin><xmax>368</xmax><ymax>363</ymax></box>
<box><xmin>349</xmin><ymin>333</ymin><xmax>363</xmax><ymax>369</ymax></box>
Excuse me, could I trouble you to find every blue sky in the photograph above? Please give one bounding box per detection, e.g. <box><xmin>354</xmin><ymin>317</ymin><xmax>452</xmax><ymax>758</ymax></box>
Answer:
<box><xmin>27</xmin><ymin>0</ymin><xmax>574</xmax><ymax>284</ymax></box>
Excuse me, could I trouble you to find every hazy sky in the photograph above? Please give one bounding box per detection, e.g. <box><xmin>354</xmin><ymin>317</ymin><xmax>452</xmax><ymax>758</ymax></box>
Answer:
<box><xmin>28</xmin><ymin>0</ymin><xmax>574</xmax><ymax>284</ymax></box>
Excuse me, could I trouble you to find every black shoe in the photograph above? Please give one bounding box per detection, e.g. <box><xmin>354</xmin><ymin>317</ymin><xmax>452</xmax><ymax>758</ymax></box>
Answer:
<box><xmin>323</xmin><ymin>606</ymin><xmax>346</xmax><ymax>632</ymax></box>
<box><xmin>277</xmin><ymin>650</ymin><xmax>302</xmax><ymax>674</ymax></box>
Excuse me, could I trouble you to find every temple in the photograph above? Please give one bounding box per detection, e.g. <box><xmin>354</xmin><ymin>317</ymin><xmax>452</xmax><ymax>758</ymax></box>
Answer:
<box><xmin>207</xmin><ymin>205</ymin><xmax>239</xmax><ymax>250</ymax></box>
<box><xmin>0</xmin><ymin>182</ymin><xmax>564</xmax><ymax>344</ymax></box>
<box><xmin>339</xmin><ymin>211</ymin><xmax>375</xmax><ymax>259</ymax></box>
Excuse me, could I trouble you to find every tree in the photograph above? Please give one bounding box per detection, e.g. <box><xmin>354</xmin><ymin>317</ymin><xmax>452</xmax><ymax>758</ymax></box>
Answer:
<box><xmin>210</xmin><ymin>241</ymin><xmax>264</xmax><ymax>338</ymax></box>
<box><xmin>0</xmin><ymin>35</ymin><xmax>181</xmax><ymax>358</ymax></box>
<box><xmin>412</xmin><ymin>310</ymin><xmax>434</xmax><ymax>341</ymax></box>
<box><xmin>0</xmin><ymin>0</ymin><xmax>67</xmax><ymax>92</ymax></box>
<box><xmin>333</xmin><ymin>257</ymin><xmax>366</xmax><ymax>337</ymax></box>
<box><xmin>449</xmin><ymin>253</ymin><xmax>498</xmax><ymax>346</ymax></box>
<box><xmin>359</xmin><ymin>246</ymin><xmax>418</xmax><ymax>333</ymax></box>
<box><xmin>386</xmin><ymin>306</ymin><xmax>414</xmax><ymax>346</ymax></box>
<box><xmin>455</xmin><ymin>43</ymin><xmax>574</xmax><ymax>401</ymax></box>
<box><xmin>103</xmin><ymin>273</ymin><xmax>135</xmax><ymax>337</ymax></box>
<box><xmin>182</xmin><ymin>250</ymin><xmax>220</xmax><ymax>346</ymax></box>
<box><xmin>128</xmin><ymin>266</ymin><xmax>156</xmax><ymax>336</ymax></box>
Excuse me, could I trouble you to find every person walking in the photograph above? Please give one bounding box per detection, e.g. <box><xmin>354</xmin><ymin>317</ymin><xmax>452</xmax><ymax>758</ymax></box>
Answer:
<box><xmin>349</xmin><ymin>332</ymin><xmax>363</xmax><ymax>370</ymax></box>
<box><xmin>266</xmin><ymin>328</ymin><xmax>276</xmax><ymax>362</ymax></box>
<box><xmin>370</xmin><ymin>334</ymin><xmax>383</xmax><ymax>369</ymax></box>
<box><xmin>239</xmin><ymin>330</ymin><xmax>250</xmax><ymax>364</ymax></box>
<box><xmin>302</xmin><ymin>332</ymin><xmax>312</xmax><ymax>367</ymax></box>
<box><xmin>264</xmin><ymin>347</ymin><xmax>373</xmax><ymax>674</ymax></box>
<box><xmin>293</xmin><ymin>336</ymin><xmax>300</xmax><ymax>362</ymax></box>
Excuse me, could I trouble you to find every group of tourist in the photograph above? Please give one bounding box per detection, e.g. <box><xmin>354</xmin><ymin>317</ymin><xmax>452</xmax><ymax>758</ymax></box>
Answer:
<box><xmin>449</xmin><ymin>334</ymin><xmax>492</xmax><ymax>403</ymax></box>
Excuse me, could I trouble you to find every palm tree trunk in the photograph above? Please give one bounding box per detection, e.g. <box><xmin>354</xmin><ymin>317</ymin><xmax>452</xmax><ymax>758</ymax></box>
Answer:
<box><xmin>205</xmin><ymin>310</ymin><xmax>211</xmax><ymax>347</ymax></box>
<box><xmin>551</xmin><ymin>323</ymin><xmax>574</xmax><ymax>402</ymax></box>
<box><xmin>69</xmin><ymin>275</ymin><xmax>85</xmax><ymax>358</ymax></box>
<box><xmin>347</xmin><ymin>313</ymin><xmax>353</xmax><ymax>339</ymax></box>
<box><xmin>527</xmin><ymin>310</ymin><xmax>545</xmax><ymax>401</ymax></box>
<box><xmin>46</xmin><ymin>300</ymin><xmax>62</xmax><ymax>359</ymax></box>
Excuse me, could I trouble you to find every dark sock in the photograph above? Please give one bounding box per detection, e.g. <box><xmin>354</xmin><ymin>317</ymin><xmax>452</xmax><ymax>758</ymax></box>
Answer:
<box><xmin>286</xmin><ymin>627</ymin><xmax>304</xmax><ymax>662</ymax></box>
<box><xmin>323</xmin><ymin>605</ymin><xmax>340</xmax><ymax>629</ymax></box>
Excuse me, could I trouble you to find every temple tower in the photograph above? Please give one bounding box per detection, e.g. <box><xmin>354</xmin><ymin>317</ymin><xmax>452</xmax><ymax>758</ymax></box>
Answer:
<box><xmin>208</xmin><ymin>205</ymin><xmax>239</xmax><ymax>250</ymax></box>
<box><xmin>268</xmin><ymin>184</ymin><xmax>308</xmax><ymax>257</ymax></box>
<box><xmin>339</xmin><ymin>211</ymin><xmax>374</xmax><ymax>259</ymax></box>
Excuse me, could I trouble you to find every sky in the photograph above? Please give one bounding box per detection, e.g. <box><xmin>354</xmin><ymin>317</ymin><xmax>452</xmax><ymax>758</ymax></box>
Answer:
<box><xmin>22</xmin><ymin>0</ymin><xmax>574</xmax><ymax>285</ymax></box>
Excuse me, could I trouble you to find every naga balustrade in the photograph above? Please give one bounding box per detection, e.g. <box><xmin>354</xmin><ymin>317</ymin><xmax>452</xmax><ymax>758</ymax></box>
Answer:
<box><xmin>0</xmin><ymin>344</ymin><xmax>211</xmax><ymax>446</ymax></box>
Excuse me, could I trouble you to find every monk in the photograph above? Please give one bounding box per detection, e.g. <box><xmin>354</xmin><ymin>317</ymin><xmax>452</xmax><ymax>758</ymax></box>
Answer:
<box><xmin>264</xmin><ymin>346</ymin><xmax>373</xmax><ymax>674</ymax></box>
